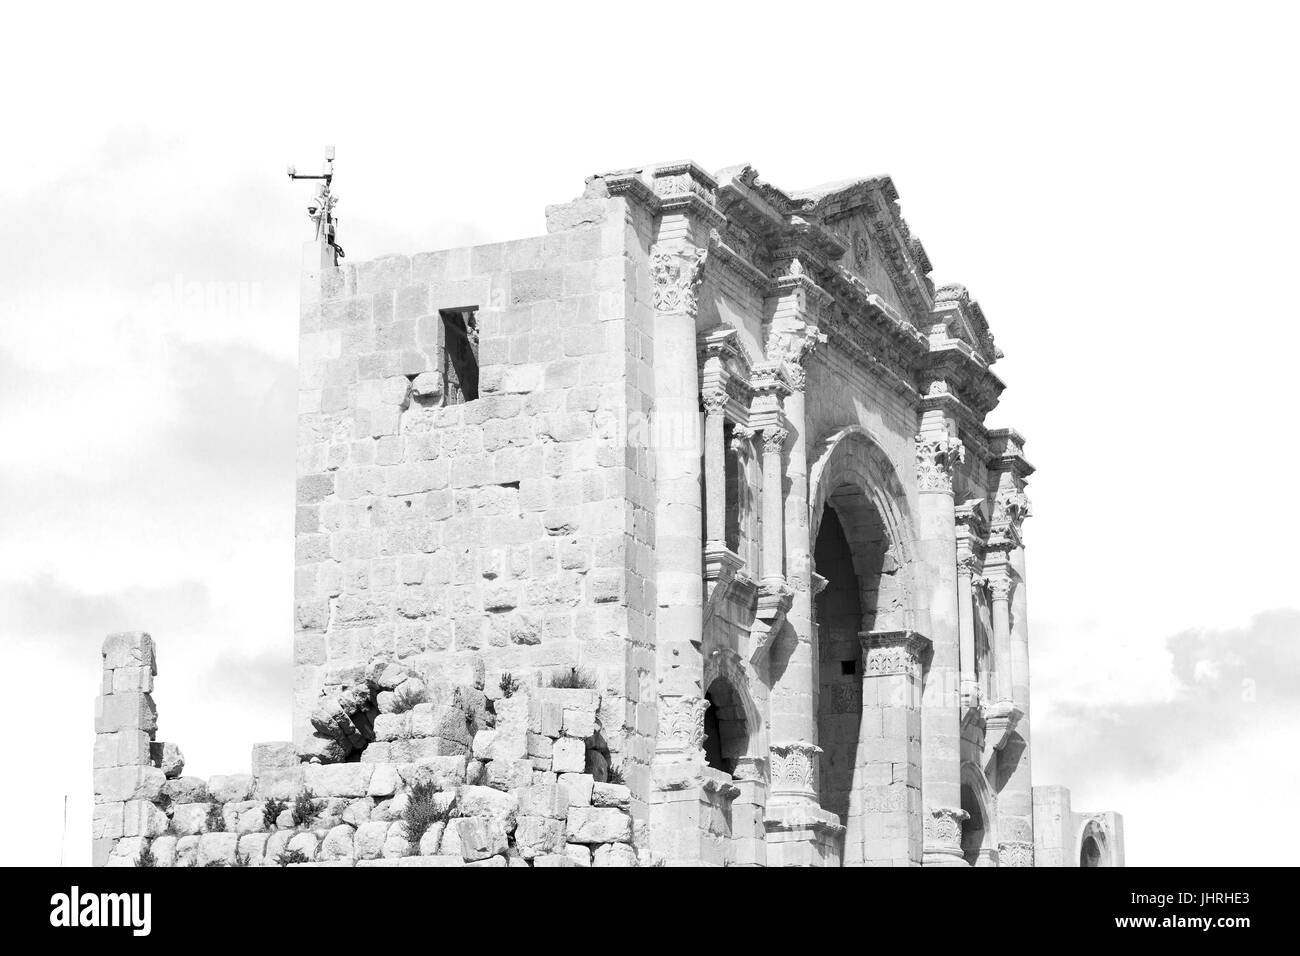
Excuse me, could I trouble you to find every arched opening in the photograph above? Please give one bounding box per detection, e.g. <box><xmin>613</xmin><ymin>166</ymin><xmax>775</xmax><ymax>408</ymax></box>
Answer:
<box><xmin>702</xmin><ymin>677</ymin><xmax>748</xmax><ymax>777</ymax></box>
<box><xmin>1081</xmin><ymin>835</ymin><xmax>1103</xmax><ymax>867</ymax></box>
<box><xmin>960</xmin><ymin>783</ymin><xmax>985</xmax><ymax>866</ymax></box>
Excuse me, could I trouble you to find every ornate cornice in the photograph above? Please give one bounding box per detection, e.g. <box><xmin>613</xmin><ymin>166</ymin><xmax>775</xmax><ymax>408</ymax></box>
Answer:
<box><xmin>860</xmin><ymin>629</ymin><xmax>931</xmax><ymax>679</ymax></box>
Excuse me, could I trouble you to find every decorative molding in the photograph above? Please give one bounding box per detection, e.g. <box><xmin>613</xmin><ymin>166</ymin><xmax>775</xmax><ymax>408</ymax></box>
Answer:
<box><xmin>914</xmin><ymin>433</ymin><xmax>965</xmax><ymax>494</ymax></box>
<box><xmin>761</xmin><ymin>425</ymin><xmax>789</xmax><ymax>456</ymax></box>
<box><xmin>701</xmin><ymin>385</ymin><xmax>729</xmax><ymax>417</ymax></box>
<box><xmin>924</xmin><ymin>806</ymin><xmax>969</xmax><ymax>850</ymax></box>
<box><xmin>859</xmin><ymin>630</ymin><xmax>931</xmax><ymax>680</ymax></box>
<box><xmin>987</xmin><ymin>575</ymin><xmax>1013</xmax><ymax>602</ymax></box>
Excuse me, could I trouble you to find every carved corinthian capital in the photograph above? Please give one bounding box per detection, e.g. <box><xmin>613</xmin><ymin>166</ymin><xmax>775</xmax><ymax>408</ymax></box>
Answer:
<box><xmin>765</xmin><ymin>323</ymin><xmax>827</xmax><ymax>392</ymax></box>
<box><xmin>914</xmin><ymin>433</ymin><xmax>965</xmax><ymax>494</ymax></box>
<box><xmin>768</xmin><ymin>741</ymin><xmax>822</xmax><ymax>802</ymax></box>
<box><xmin>656</xmin><ymin>695</ymin><xmax>708</xmax><ymax>754</ymax></box>
<box><xmin>925</xmin><ymin>806</ymin><xmax>970</xmax><ymax>851</ymax></box>
<box><xmin>650</xmin><ymin>242</ymin><xmax>708</xmax><ymax>317</ymax></box>
<box><xmin>762</xmin><ymin>426</ymin><xmax>789</xmax><ymax>456</ymax></box>
<box><xmin>999</xmin><ymin>840</ymin><xmax>1035</xmax><ymax>868</ymax></box>
<box><xmin>992</xmin><ymin>486</ymin><xmax>1032</xmax><ymax>540</ymax></box>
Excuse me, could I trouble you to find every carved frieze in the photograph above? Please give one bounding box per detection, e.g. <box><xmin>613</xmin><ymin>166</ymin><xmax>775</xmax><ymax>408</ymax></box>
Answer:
<box><xmin>925</xmin><ymin>806</ymin><xmax>969</xmax><ymax>850</ymax></box>
<box><xmin>999</xmin><ymin>840</ymin><xmax>1035</xmax><ymax>868</ymax></box>
<box><xmin>769</xmin><ymin>741</ymin><xmax>822</xmax><ymax>799</ymax></box>
<box><xmin>650</xmin><ymin>242</ymin><xmax>708</xmax><ymax>316</ymax></box>
<box><xmin>657</xmin><ymin>695</ymin><xmax>709</xmax><ymax>753</ymax></box>
<box><xmin>914</xmin><ymin>433</ymin><xmax>966</xmax><ymax>494</ymax></box>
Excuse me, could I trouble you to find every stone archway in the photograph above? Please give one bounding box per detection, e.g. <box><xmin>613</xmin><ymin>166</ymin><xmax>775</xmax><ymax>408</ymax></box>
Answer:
<box><xmin>807</xmin><ymin>427</ymin><xmax>921</xmax><ymax>866</ymax></box>
<box><xmin>1078</xmin><ymin>818</ymin><xmax>1111</xmax><ymax>867</ymax></box>
<box><xmin>960</xmin><ymin>762</ymin><xmax>996</xmax><ymax>866</ymax></box>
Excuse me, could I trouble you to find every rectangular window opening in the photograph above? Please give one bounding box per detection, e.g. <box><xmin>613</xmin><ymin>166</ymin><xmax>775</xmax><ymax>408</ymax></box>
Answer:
<box><xmin>441</xmin><ymin>307</ymin><xmax>479</xmax><ymax>405</ymax></box>
<box><xmin>840</xmin><ymin>659</ymin><xmax>856</xmax><ymax>676</ymax></box>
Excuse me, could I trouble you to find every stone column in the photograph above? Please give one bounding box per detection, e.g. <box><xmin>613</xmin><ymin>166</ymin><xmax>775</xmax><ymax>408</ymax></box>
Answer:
<box><xmin>914</xmin><ymin>410</ymin><xmax>968</xmax><ymax>866</ymax></box>
<box><xmin>956</xmin><ymin>556</ymin><xmax>980</xmax><ymax>710</ymax></box>
<box><xmin>987</xmin><ymin>566</ymin><xmax>1015</xmax><ymax>705</ymax></box>
<box><xmin>702</xmin><ymin>385</ymin><xmax>728</xmax><ymax>551</ymax></box>
<box><xmin>760</xmin><ymin>424</ymin><xmax>789</xmax><ymax>586</ymax></box>
<box><xmin>852</xmin><ymin>630</ymin><xmax>931</xmax><ymax>865</ymax></box>
<box><xmin>998</xmin><ymin>487</ymin><xmax>1035</xmax><ymax>864</ymax></box>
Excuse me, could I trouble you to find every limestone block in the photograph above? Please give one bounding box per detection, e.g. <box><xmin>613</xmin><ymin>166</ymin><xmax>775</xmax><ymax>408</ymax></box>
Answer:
<box><xmin>373</xmin><ymin>713</ymin><xmax>409</xmax><ymax>741</ymax></box>
<box><xmin>305</xmin><ymin>762</ymin><xmax>374</xmax><ymax>797</ymax></box>
<box><xmin>94</xmin><ymin>691</ymin><xmax>157</xmax><ymax>734</ymax></box>
<box><xmin>251</xmin><ymin>741</ymin><xmax>298</xmax><ymax>775</ymax></box>
<box><xmin>456</xmin><ymin>785</ymin><xmax>519</xmax><ymax>832</ymax></box>
<box><xmin>286</xmin><ymin>831</ymin><xmax>319</xmax><ymax>862</ymax></box>
<box><xmin>150</xmin><ymin>741</ymin><xmax>185</xmax><ymax>778</ymax></box>
<box><xmin>567</xmin><ymin>807</ymin><xmax>632</xmax><ymax>844</ymax></box>
<box><xmin>92</xmin><ymin>803</ymin><xmax>124</xmax><ymax>840</ymax></box>
<box><xmin>107</xmin><ymin>837</ymin><xmax>147</xmax><ymax>867</ymax></box>
<box><xmin>171</xmin><ymin>803</ymin><xmax>211</xmax><ymax>836</ymax></box>
<box><xmin>176</xmin><ymin>832</ymin><xmax>198</xmax><ymax>868</ymax></box>
<box><xmin>558</xmin><ymin>773</ymin><xmax>593</xmax><ymax>806</ymax></box>
<box><xmin>494</xmin><ymin>695</ymin><xmax>530</xmax><ymax>734</ymax></box>
<box><xmin>439</xmin><ymin>817</ymin><xmax>462</xmax><ymax>858</ymax></box>
<box><xmin>225</xmin><ymin>801</ymin><xmax>265</xmax><ymax>834</ymax></box>
<box><xmin>391</xmin><ymin>736</ymin><xmax>469</xmax><ymax>760</ymax></box>
<box><xmin>471</xmin><ymin>728</ymin><xmax>497</xmax><ymax>760</ymax></box>
<box><xmin>102</xmin><ymin>631</ymin><xmax>156</xmax><ymax>673</ymax></box>
<box><xmin>151</xmin><ymin>834</ymin><xmax>178</xmax><ymax>867</ymax></box>
<box><xmin>123</xmin><ymin>800</ymin><xmax>169</xmax><ymax>838</ymax></box>
<box><xmin>94</xmin><ymin>766</ymin><xmax>165</xmax><ymax>804</ymax></box>
<box><xmin>486</xmin><ymin>758</ymin><xmax>534</xmax><ymax>791</ymax></box>
<box><xmin>367</xmin><ymin>763</ymin><xmax>400</xmax><ymax>797</ymax></box>
<box><xmin>533</xmin><ymin>854</ymin><xmax>580</xmax><ymax>867</ymax></box>
<box><xmin>93</xmin><ymin>731</ymin><xmax>151</xmax><ymax>769</ymax></box>
<box><xmin>466</xmin><ymin>855</ymin><xmax>507</xmax><ymax>867</ymax></box>
<box><xmin>208</xmin><ymin>774</ymin><xmax>254</xmax><ymax>803</ymax></box>
<box><xmin>593</xmin><ymin>842</ymin><xmax>638</xmax><ymax>867</ymax></box>
<box><xmin>354</xmin><ymin>821</ymin><xmax>389</xmax><ymax>860</ymax></box>
<box><xmin>382</xmin><ymin>822</ymin><xmax>412</xmax><ymax>858</ymax></box>
<box><xmin>396</xmin><ymin>756</ymin><xmax>467</xmax><ymax>791</ymax></box>
<box><xmin>238</xmin><ymin>832</ymin><xmax>269</xmax><ymax>867</ymax></box>
<box><xmin>466</xmin><ymin>759</ymin><xmax>488</xmax><ymax>786</ymax></box>
<box><xmin>563</xmin><ymin>844</ymin><xmax>592</xmax><ymax>867</ymax></box>
<box><xmin>343</xmin><ymin>798</ymin><xmax>374</xmax><ymax>825</ymax></box>
<box><xmin>552</xmin><ymin>737</ymin><xmax>586</xmax><ymax>773</ymax></box>
<box><xmin>520</xmin><ymin>782</ymin><xmax>569</xmax><ymax>820</ymax></box>
<box><xmin>409</xmin><ymin>704</ymin><xmax>471</xmax><ymax>745</ymax></box>
<box><xmin>372</xmin><ymin>795</ymin><xmax>404</xmax><ymax>823</ymax></box>
<box><xmin>320</xmin><ymin>824</ymin><xmax>355</xmax><ymax>861</ymax></box>
<box><xmin>562</xmin><ymin>708</ymin><xmax>597</xmax><ymax>739</ymax></box>
<box><xmin>417</xmin><ymin>821</ymin><xmax>445</xmax><ymax>856</ymax></box>
<box><xmin>592</xmin><ymin>783</ymin><xmax>632</xmax><ymax>809</ymax></box>
<box><xmin>515</xmin><ymin>815</ymin><xmax>566</xmax><ymax>859</ymax></box>
<box><xmin>455</xmin><ymin>816</ymin><xmax>508</xmax><ymax>862</ymax></box>
<box><xmin>527</xmin><ymin>732</ymin><xmax>553</xmax><ymax>761</ymax></box>
<box><xmin>254</xmin><ymin>767</ymin><xmax>305</xmax><ymax>801</ymax></box>
<box><xmin>112</xmin><ymin>666</ymin><xmax>154</xmax><ymax>694</ymax></box>
<box><xmin>197</xmin><ymin>832</ymin><xmax>239</xmax><ymax>867</ymax></box>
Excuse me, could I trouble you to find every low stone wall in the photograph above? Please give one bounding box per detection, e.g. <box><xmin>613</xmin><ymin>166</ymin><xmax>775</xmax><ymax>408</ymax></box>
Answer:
<box><xmin>93</xmin><ymin>633</ymin><xmax>642</xmax><ymax>867</ymax></box>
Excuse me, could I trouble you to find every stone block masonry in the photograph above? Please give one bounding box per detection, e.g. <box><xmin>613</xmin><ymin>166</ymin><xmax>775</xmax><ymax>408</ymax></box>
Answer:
<box><xmin>94</xmin><ymin>632</ymin><xmax>642</xmax><ymax>867</ymax></box>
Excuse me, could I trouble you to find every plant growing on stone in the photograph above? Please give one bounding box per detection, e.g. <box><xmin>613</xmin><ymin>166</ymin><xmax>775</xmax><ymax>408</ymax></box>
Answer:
<box><xmin>203</xmin><ymin>860</ymin><xmax>228</xmax><ymax>867</ymax></box>
<box><xmin>499</xmin><ymin>672</ymin><xmax>521</xmax><ymax>698</ymax></box>
<box><xmin>291</xmin><ymin>788</ymin><xmax>317</xmax><ymax>827</ymax></box>
<box><xmin>606</xmin><ymin>763</ymin><xmax>626</xmax><ymax>786</ymax></box>
<box><xmin>390</xmin><ymin>681</ymin><xmax>428</xmax><ymax>714</ymax></box>
<box><xmin>263</xmin><ymin>797</ymin><xmax>287</xmax><ymax>829</ymax></box>
<box><xmin>205</xmin><ymin>803</ymin><xmax>226</xmax><ymax>832</ymax></box>
<box><xmin>548</xmin><ymin>666</ymin><xmax>596</xmax><ymax>689</ymax></box>
<box><xmin>134</xmin><ymin>846</ymin><xmax>157</xmax><ymax>868</ymax></box>
<box><xmin>233</xmin><ymin>851</ymin><xmax>253</xmax><ymax>867</ymax></box>
<box><xmin>403</xmin><ymin>780</ymin><xmax>455</xmax><ymax>847</ymax></box>
<box><xmin>275</xmin><ymin>848</ymin><xmax>309</xmax><ymax>867</ymax></box>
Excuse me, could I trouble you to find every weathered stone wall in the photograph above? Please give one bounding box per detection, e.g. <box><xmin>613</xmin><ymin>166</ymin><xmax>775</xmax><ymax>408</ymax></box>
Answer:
<box><xmin>293</xmin><ymin>189</ymin><xmax>658</xmax><ymax>808</ymax></box>
<box><xmin>95</xmin><ymin>633</ymin><xmax>642</xmax><ymax>867</ymax></box>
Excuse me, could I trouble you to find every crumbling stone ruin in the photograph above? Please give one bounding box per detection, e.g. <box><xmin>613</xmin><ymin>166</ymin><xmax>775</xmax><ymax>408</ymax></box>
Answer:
<box><xmin>91</xmin><ymin>160</ymin><xmax>1123</xmax><ymax>867</ymax></box>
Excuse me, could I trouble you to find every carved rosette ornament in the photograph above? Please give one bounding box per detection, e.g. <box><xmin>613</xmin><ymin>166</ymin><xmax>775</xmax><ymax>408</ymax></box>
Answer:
<box><xmin>998</xmin><ymin>840</ymin><xmax>1035</xmax><ymax>868</ymax></box>
<box><xmin>650</xmin><ymin>242</ymin><xmax>708</xmax><ymax>317</ymax></box>
<box><xmin>914</xmin><ymin>433</ymin><xmax>965</xmax><ymax>494</ymax></box>
<box><xmin>656</xmin><ymin>695</ymin><xmax>709</xmax><ymax>755</ymax></box>
<box><xmin>768</xmin><ymin>741</ymin><xmax>822</xmax><ymax>801</ymax></box>
<box><xmin>925</xmin><ymin>806</ymin><xmax>969</xmax><ymax>851</ymax></box>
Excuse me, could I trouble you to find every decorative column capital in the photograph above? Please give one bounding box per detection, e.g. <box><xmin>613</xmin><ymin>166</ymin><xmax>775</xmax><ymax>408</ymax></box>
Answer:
<box><xmin>924</xmin><ymin>805</ymin><xmax>970</xmax><ymax>853</ymax></box>
<box><xmin>701</xmin><ymin>385</ymin><xmax>729</xmax><ymax>417</ymax></box>
<box><xmin>768</xmin><ymin>741</ymin><xmax>822</xmax><ymax>803</ymax></box>
<box><xmin>765</xmin><ymin>322</ymin><xmax>827</xmax><ymax>393</ymax></box>
<box><xmin>991</xmin><ymin>486</ymin><xmax>1033</xmax><ymax>545</ymax></box>
<box><xmin>650</xmin><ymin>241</ymin><xmax>708</xmax><ymax>317</ymax></box>
<box><xmin>987</xmin><ymin>574</ymin><xmax>1013</xmax><ymax>603</ymax></box>
<box><xmin>859</xmin><ymin>629</ymin><xmax>931</xmax><ymax>679</ymax></box>
<box><xmin>914</xmin><ymin>432</ymin><xmax>965</xmax><ymax>494</ymax></box>
<box><xmin>998</xmin><ymin>840</ymin><xmax>1035</xmax><ymax>868</ymax></box>
<box><xmin>761</xmin><ymin>425</ymin><xmax>789</xmax><ymax>456</ymax></box>
<box><xmin>729</xmin><ymin>424</ymin><xmax>755</xmax><ymax>454</ymax></box>
<box><xmin>656</xmin><ymin>695</ymin><xmax>709</xmax><ymax>756</ymax></box>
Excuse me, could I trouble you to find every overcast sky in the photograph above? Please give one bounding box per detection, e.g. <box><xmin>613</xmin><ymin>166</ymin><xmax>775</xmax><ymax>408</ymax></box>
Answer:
<box><xmin>2</xmin><ymin>2</ymin><xmax>1296</xmax><ymax>866</ymax></box>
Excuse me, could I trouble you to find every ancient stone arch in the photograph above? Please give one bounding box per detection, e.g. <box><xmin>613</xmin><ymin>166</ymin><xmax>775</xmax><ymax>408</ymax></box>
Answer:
<box><xmin>1078</xmin><ymin>817</ymin><xmax>1112</xmax><ymax>867</ymax></box>
<box><xmin>960</xmin><ymin>760</ymin><xmax>997</xmax><ymax>866</ymax></box>
<box><xmin>702</xmin><ymin>647</ymin><xmax>763</xmax><ymax>777</ymax></box>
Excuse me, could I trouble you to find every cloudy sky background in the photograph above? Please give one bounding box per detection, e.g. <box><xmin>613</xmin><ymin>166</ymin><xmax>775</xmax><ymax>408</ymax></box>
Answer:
<box><xmin>2</xmin><ymin>2</ymin><xmax>1296</xmax><ymax>865</ymax></box>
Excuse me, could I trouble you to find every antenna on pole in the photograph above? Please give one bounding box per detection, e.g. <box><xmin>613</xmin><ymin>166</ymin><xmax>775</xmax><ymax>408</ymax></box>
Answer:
<box><xmin>287</xmin><ymin>145</ymin><xmax>344</xmax><ymax>261</ymax></box>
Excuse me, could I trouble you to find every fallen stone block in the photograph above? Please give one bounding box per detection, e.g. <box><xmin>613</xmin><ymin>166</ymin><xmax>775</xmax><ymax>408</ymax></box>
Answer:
<box><xmin>150</xmin><ymin>741</ymin><xmax>185</xmax><ymax>779</ymax></box>
<box><xmin>455</xmin><ymin>817</ymin><xmax>508</xmax><ymax>862</ymax></box>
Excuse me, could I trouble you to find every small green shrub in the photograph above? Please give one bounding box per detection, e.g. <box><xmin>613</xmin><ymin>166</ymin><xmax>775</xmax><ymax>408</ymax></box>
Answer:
<box><xmin>263</xmin><ymin>797</ymin><xmax>287</xmax><ymax>829</ymax></box>
<box><xmin>134</xmin><ymin>846</ymin><xmax>157</xmax><ymax>868</ymax></box>
<box><xmin>403</xmin><ymin>780</ymin><xmax>455</xmax><ymax>847</ymax></box>
<box><xmin>291</xmin><ymin>788</ymin><xmax>317</xmax><ymax>827</ymax></box>
<box><xmin>275</xmin><ymin>848</ymin><xmax>309</xmax><ymax>867</ymax></box>
<box><xmin>547</xmin><ymin>666</ymin><xmax>596</xmax><ymax>689</ymax></box>
<box><xmin>205</xmin><ymin>803</ymin><xmax>225</xmax><ymax>832</ymax></box>
<box><xmin>233</xmin><ymin>851</ymin><xmax>253</xmax><ymax>868</ymax></box>
<box><xmin>203</xmin><ymin>860</ymin><xmax>228</xmax><ymax>867</ymax></box>
<box><xmin>499</xmin><ymin>672</ymin><xmax>521</xmax><ymax>698</ymax></box>
<box><xmin>605</xmin><ymin>763</ymin><xmax>626</xmax><ymax>786</ymax></box>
